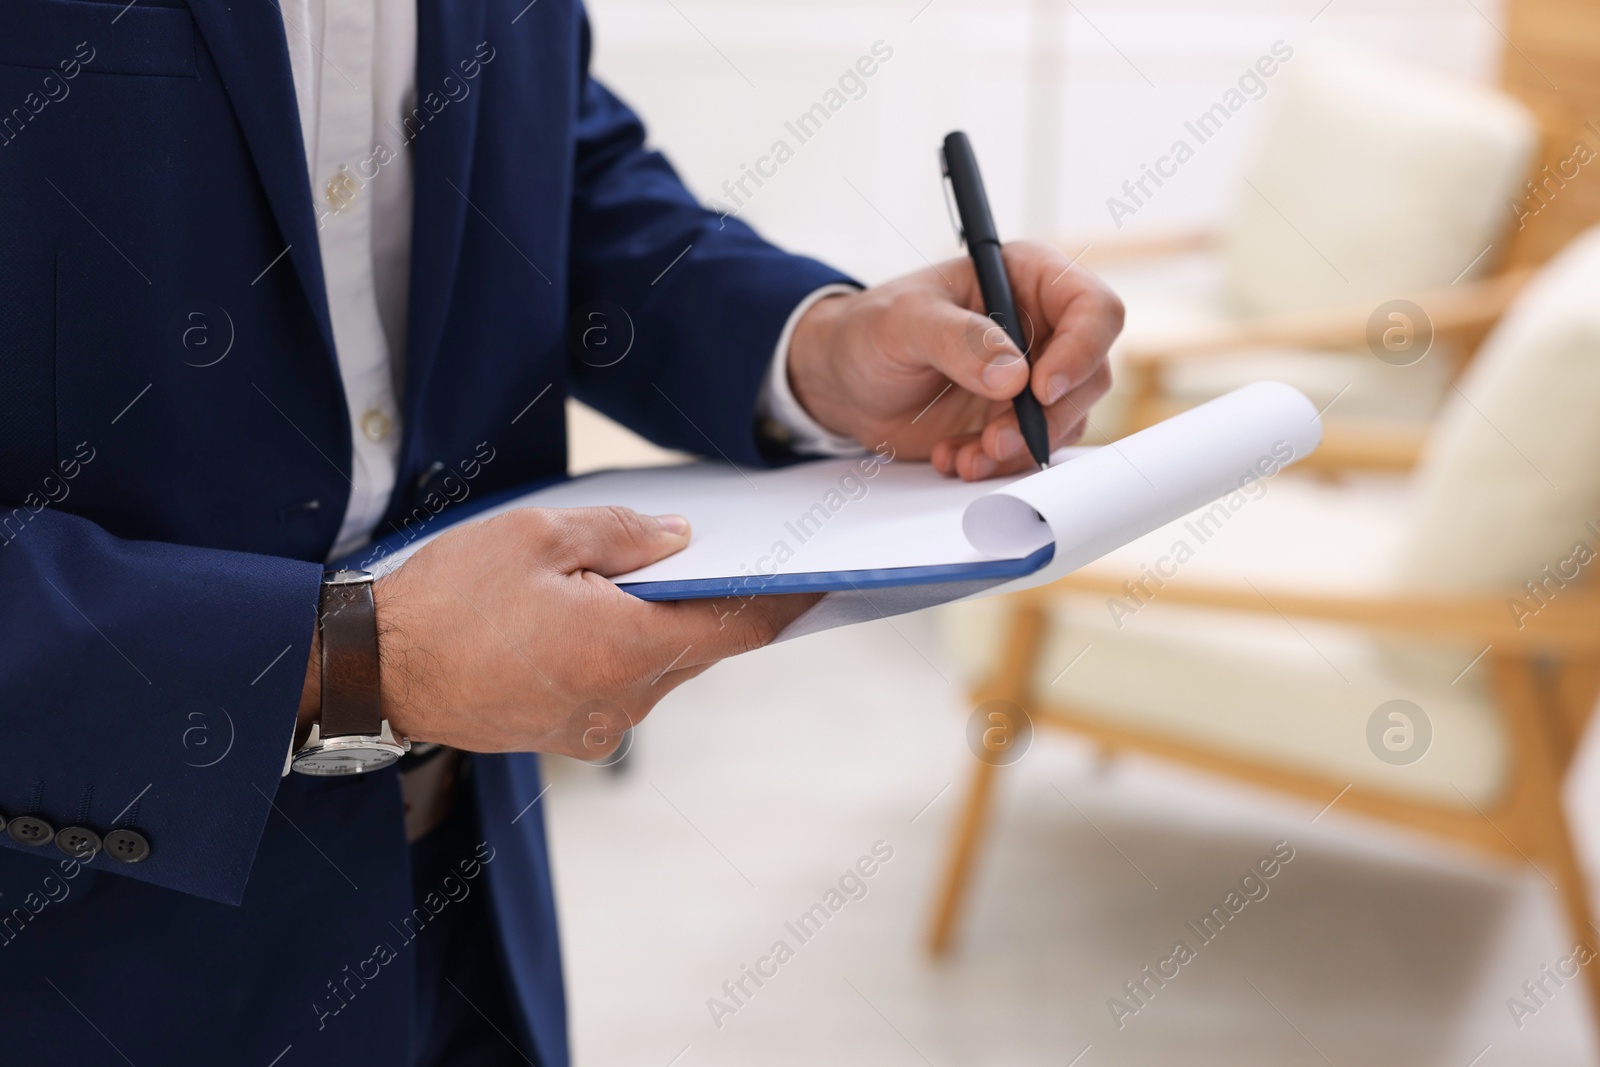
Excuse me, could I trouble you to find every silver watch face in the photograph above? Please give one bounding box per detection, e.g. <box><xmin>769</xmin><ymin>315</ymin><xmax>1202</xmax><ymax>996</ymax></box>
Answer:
<box><xmin>292</xmin><ymin>736</ymin><xmax>406</xmax><ymax>776</ymax></box>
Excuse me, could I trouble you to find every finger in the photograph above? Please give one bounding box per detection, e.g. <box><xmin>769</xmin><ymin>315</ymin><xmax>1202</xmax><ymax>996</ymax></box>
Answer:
<box><xmin>947</xmin><ymin>392</ymin><xmax>1094</xmax><ymax>479</ymax></box>
<box><xmin>987</xmin><ymin>242</ymin><xmax>1123</xmax><ymax>405</ymax></box>
<box><xmin>690</xmin><ymin>591</ymin><xmax>821</xmax><ymax>661</ymax></box>
<box><xmin>901</xmin><ymin>296</ymin><xmax>1032</xmax><ymax>403</ymax></box>
<box><xmin>532</xmin><ymin>506</ymin><xmax>692</xmax><ymax>577</ymax></box>
<box><xmin>981</xmin><ymin>362</ymin><xmax>1108</xmax><ymax>459</ymax></box>
<box><xmin>931</xmin><ymin>434</ymin><xmax>974</xmax><ymax>476</ymax></box>
<box><xmin>638</xmin><ymin>591</ymin><xmax>823</xmax><ymax>665</ymax></box>
<box><xmin>560</xmin><ymin>695</ymin><xmax>649</xmax><ymax>761</ymax></box>
<box><xmin>948</xmin><ymin>435</ymin><xmax>999</xmax><ymax>481</ymax></box>
<box><xmin>979</xmin><ymin>409</ymin><xmax>1080</xmax><ymax>465</ymax></box>
<box><xmin>559</xmin><ymin>658</ymin><xmax>717</xmax><ymax>760</ymax></box>
<box><xmin>1023</xmin><ymin>269</ymin><xmax>1124</xmax><ymax>406</ymax></box>
<box><xmin>1042</xmin><ymin>362</ymin><xmax>1112</xmax><ymax>437</ymax></box>
<box><xmin>649</xmin><ymin>660</ymin><xmax>716</xmax><ymax>694</ymax></box>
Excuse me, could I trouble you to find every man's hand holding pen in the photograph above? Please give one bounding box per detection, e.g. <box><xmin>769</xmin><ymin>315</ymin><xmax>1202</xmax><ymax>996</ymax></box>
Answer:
<box><xmin>785</xmin><ymin>239</ymin><xmax>1124</xmax><ymax>481</ymax></box>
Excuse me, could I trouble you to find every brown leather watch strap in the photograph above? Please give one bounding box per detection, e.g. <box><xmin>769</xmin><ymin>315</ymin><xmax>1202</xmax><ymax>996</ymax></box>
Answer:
<box><xmin>318</xmin><ymin>571</ymin><xmax>383</xmax><ymax>738</ymax></box>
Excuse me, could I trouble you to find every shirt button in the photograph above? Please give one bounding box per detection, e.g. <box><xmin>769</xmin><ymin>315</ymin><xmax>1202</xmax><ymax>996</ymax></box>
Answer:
<box><xmin>361</xmin><ymin>408</ymin><xmax>393</xmax><ymax>443</ymax></box>
<box><xmin>325</xmin><ymin>167</ymin><xmax>359</xmax><ymax>210</ymax></box>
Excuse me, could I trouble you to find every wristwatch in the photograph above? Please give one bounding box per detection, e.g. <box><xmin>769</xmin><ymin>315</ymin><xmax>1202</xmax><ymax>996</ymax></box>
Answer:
<box><xmin>290</xmin><ymin>569</ymin><xmax>410</xmax><ymax>776</ymax></box>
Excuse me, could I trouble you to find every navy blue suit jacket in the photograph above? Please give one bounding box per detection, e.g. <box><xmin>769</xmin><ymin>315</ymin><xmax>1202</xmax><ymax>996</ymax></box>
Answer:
<box><xmin>0</xmin><ymin>1</ymin><xmax>849</xmax><ymax>1062</ymax></box>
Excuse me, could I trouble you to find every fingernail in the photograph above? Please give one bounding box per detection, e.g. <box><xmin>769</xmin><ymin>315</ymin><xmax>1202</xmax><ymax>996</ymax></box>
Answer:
<box><xmin>654</xmin><ymin>513</ymin><xmax>690</xmax><ymax>535</ymax></box>
<box><xmin>982</xmin><ymin>359</ymin><xmax>1026</xmax><ymax>393</ymax></box>
<box><xmin>969</xmin><ymin>453</ymin><xmax>996</xmax><ymax>479</ymax></box>
<box><xmin>994</xmin><ymin>427</ymin><xmax>1022</xmax><ymax>459</ymax></box>
<box><xmin>1046</xmin><ymin>374</ymin><xmax>1071</xmax><ymax>404</ymax></box>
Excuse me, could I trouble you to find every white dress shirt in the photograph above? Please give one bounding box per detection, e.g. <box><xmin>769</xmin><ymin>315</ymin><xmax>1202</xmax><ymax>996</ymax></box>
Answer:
<box><xmin>275</xmin><ymin>1</ymin><xmax>858</xmax><ymax>562</ymax></box>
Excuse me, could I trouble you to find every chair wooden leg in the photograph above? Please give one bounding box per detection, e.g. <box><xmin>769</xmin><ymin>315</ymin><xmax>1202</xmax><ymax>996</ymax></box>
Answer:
<box><xmin>926</xmin><ymin>756</ymin><xmax>1000</xmax><ymax>957</ymax></box>
<box><xmin>1554</xmin><ymin>658</ymin><xmax>1600</xmax><ymax>768</ymax></box>
<box><xmin>1492</xmin><ymin>654</ymin><xmax>1600</xmax><ymax>1026</ymax></box>
<box><xmin>926</xmin><ymin>602</ymin><xmax>1048</xmax><ymax>957</ymax></box>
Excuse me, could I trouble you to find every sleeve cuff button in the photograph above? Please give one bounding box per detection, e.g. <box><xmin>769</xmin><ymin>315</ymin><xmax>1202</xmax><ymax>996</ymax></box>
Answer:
<box><xmin>104</xmin><ymin>829</ymin><xmax>150</xmax><ymax>864</ymax></box>
<box><xmin>7</xmin><ymin>816</ymin><xmax>55</xmax><ymax>847</ymax></box>
<box><xmin>56</xmin><ymin>827</ymin><xmax>102</xmax><ymax>860</ymax></box>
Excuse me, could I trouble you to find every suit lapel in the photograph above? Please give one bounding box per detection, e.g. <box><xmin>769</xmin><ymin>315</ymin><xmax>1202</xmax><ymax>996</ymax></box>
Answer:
<box><xmin>404</xmin><ymin>0</ymin><xmax>490</xmax><ymax>408</ymax></box>
<box><xmin>188</xmin><ymin>0</ymin><xmax>490</xmax><ymax>451</ymax></box>
<box><xmin>185</xmin><ymin>0</ymin><xmax>336</xmax><ymax>364</ymax></box>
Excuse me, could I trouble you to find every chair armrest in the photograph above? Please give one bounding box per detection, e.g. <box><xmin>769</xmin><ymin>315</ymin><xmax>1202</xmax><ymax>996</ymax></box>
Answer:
<box><xmin>1121</xmin><ymin>402</ymin><xmax>1430</xmax><ymax>472</ymax></box>
<box><xmin>1058</xmin><ymin>229</ymin><xmax>1217</xmax><ymax>267</ymax></box>
<box><xmin>1027</xmin><ymin>571</ymin><xmax>1600</xmax><ymax>651</ymax></box>
<box><xmin>1121</xmin><ymin>268</ymin><xmax>1532</xmax><ymax>364</ymax></box>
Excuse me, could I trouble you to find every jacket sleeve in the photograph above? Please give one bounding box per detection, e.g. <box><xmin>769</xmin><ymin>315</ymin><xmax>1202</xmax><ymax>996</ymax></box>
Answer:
<box><xmin>565</xmin><ymin>16</ymin><xmax>857</xmax><ymax>466</ymax></box>
<box><xmin>0</xmin><ymin>504</ymin><xmax>321</xmax><ymax>905</ymax></box>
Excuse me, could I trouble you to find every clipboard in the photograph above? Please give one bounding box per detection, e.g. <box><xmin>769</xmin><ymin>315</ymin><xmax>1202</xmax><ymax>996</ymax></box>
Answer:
<box><xmin>346</xmin><ymin>382</ymin><xmax>1321</xmax><ymax>638</ymax></box>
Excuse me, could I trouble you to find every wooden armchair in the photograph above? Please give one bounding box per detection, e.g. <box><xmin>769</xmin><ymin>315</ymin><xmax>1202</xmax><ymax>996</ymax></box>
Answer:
<box><xmin>927</xmin><ymin>224</ymin><xmax>1600</xmax><ymax>1026</ymax></box>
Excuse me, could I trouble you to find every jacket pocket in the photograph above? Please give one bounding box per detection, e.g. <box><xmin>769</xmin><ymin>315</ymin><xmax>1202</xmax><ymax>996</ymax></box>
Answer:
<box><xmin>1</xmin><ymin>0</ymin><xmax>196</xmax><ymax>79</ymax></box>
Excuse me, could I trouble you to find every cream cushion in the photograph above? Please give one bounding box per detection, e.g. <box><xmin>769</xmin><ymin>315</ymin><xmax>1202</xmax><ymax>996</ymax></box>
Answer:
<box><xmin>938</xmin><ymin>476</ymin><xmax>1507</xmax><ymax>807</ymax></box>
<box><xmin>1222</xmin><ymin>44</ymin><xmax>1536</xmax><ymax>314</ymax></box>
<box><xmin>1392</xmin><ymin>224</ymin><xmax>1600</xmax><ymax>592</ymax></box>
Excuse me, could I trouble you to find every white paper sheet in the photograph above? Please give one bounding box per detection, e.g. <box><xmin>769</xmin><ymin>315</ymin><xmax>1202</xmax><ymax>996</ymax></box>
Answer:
<box><xmin>782</xmin><ymin>380</ymin><xmax>1322</xmax><ymax>637</ymax></box>
<box><xmin>371</xmin><ymin>382</ymin><xmax>1321</xmax><ymax>639</ymax></box>
<box><xmin>371</xmin><ymin>447</ymin><xmax>1035</xmax><ymax>583</ymax></box>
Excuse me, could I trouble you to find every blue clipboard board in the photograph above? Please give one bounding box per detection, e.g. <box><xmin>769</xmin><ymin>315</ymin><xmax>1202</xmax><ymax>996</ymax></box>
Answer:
<box><xmin>337</xmin><ymin>474</ymin><xmax>1056</xmax><ymax>601</ymax></box>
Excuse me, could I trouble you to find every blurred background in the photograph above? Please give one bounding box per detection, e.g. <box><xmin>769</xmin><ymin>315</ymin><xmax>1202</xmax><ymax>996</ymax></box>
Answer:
<box><xmin>551</xmin><ymin>1</ymin><xmax>1600</xmax><ymax>1063</ymax></box>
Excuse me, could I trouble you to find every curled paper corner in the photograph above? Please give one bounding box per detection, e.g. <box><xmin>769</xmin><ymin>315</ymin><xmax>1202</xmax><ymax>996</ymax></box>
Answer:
<box><xmin>1252</xmin><ymin>379</ymin><xmax>1324</xmax><ymax>457</ymax></box>
<box><xmin>963</xmin><ymin>493</ymin><xmax>1051</xmax><ymax>557</ymax></box>
<box><xmin>959</xmin><ymin>380</ymin><xmax>1325</xmax><ymax>596</ymax></box>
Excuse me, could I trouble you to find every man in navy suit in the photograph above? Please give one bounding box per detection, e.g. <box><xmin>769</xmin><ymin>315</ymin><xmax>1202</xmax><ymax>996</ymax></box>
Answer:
<box><xmin>0</xmin><ymin>0</ymin><xmax>1119</xmax><ymax>1063</ymax></box>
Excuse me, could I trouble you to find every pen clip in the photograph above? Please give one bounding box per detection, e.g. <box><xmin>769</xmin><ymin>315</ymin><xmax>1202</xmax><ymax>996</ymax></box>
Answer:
<box><xmin>938</xmin><ymin>147</ymin><xmax>964</xmax><ymax>248</ymax></box>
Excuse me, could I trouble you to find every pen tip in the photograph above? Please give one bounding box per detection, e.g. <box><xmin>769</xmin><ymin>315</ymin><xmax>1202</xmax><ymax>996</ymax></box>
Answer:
<box><xmin>1038</xmin><ymin>460</ymin><xmax>1050</xmax><ymax>472</ymax></box>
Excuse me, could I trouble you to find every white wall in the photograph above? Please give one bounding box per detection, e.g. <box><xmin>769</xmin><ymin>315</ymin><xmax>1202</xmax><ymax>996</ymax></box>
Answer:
<box><xmin>583</xmin><ymin>0</ymin><xmax>1504</xmax><ymax>285</ymax></box>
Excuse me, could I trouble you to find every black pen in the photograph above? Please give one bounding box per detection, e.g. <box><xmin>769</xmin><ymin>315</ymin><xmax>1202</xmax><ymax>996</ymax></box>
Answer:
<box><xmin>940</xmin><ymin>130</ymin><xmax>1051</xmax><ymax>471</ymax></box>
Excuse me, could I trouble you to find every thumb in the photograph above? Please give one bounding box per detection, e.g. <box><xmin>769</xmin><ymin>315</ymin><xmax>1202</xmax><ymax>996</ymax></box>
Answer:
<box><xmin>544</xmin><ymin>506</ymin><xmax>692</xmax><ymax>578</ymax></box>
<box><xmin>907</xmin><ymin>297</ymin><xmax>1030</xmax><ymax>403</ymax></box>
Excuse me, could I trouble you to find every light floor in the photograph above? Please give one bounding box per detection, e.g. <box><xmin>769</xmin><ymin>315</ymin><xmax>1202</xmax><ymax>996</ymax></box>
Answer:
<box><xmin>542</xmin><ymin>612</ymin><xmax>1600</xmax><ymax>1066</ymax></box>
